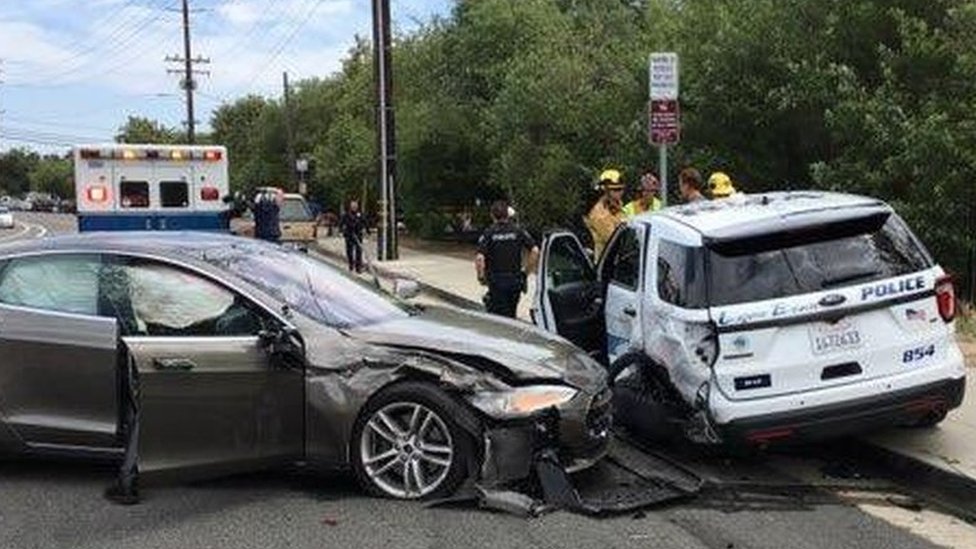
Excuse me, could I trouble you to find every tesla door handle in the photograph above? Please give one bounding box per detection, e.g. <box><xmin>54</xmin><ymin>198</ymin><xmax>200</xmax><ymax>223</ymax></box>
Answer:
<box><xmin>153</xmin><ymin>357</ymin><xmax>196</xmax><ymax>371</ymax></box>
<box><xmin>623</xmin><ymin>306</ymin><xmax>637</xmax><ymax>317</ymax></box>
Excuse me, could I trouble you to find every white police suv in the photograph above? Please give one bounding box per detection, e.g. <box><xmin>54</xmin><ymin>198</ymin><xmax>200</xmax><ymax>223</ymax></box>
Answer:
<box><xmin>532</xmin><ymin>192</ymin><xmax>966</xmax><ymax>445</ymax></box>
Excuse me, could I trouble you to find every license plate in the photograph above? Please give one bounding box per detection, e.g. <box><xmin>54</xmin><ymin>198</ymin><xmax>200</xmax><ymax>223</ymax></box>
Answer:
<box><xmin>809</xmin><ymin>319</ymin><xmax>863</xmax><ymax>355</ymax></box>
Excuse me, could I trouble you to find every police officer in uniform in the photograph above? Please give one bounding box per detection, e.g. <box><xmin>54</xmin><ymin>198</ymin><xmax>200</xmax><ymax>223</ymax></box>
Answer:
<box><xmin>253</xmin><ymin>190</ymin><xmax>282</xmax><ymax>243</ymax></box>
<box><xmin>476</xmin><ymin>200</ymin><xmax>539</xmax><ymax>318</ymax></box>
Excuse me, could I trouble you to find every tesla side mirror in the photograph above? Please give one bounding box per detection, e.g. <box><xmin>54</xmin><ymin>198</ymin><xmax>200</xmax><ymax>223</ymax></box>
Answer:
<box><xmin>393</xmin><ymin>278</ymin><xmax>421</xmax><ymax>300</ymax></box>
<box><xmin>259</xmin><ymin>326</ymin><xmax>306</xmax><ymax>360</ymax></box>
<box><xmin>258</xmin><ymin>328</ymin><xmax>282</xmax><ymax>349</ymax></box>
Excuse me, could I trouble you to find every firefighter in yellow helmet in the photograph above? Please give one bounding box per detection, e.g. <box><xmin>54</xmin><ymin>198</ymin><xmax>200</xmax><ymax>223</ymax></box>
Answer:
<box><xmin>708</xmin><ymin>171</ymin><xmax>737</xmax><ymax>199</ymax></box>
<box><xmin>584</xmin><ymin>169</ymin><xmax>626</xmax><ymax>258</ymax></box>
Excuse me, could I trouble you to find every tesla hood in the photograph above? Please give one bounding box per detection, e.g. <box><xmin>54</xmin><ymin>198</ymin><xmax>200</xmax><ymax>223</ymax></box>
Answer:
<box><xmin>346</xmin><ymin>306</ymin><xmax>605</xmax><ymax>391</ymax></box>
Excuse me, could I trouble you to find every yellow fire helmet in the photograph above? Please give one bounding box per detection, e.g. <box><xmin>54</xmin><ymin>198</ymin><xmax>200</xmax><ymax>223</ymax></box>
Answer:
<box><xmin>599</xmin><ymin>169</ymin><xmax>624</xmax><ymax>190</ymax></box>
<box><xmin>708</xmin><ymin>171</ymin><xmax>737</xmax><ymax>197</ymax></box>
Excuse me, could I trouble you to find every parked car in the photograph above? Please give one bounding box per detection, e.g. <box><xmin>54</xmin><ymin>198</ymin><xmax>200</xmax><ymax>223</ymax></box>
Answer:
<box><xmin>230</xmin><ymin>188</ymin><xmax>318</xmax><ymax>244</ymax></box>
<box><xmin>0</xmin><ymin>207</ymin><xmax>13</xmax><ymax>229</ymax></box>
<box><xmin>0</xmin><ymin>233</ymin><xmax>609</xmax><ymax>500</ymax></box>
<box><xmin>532</xmin><ymin>191</ymin><xmax>966</xmax><ymax>446</ymax></box>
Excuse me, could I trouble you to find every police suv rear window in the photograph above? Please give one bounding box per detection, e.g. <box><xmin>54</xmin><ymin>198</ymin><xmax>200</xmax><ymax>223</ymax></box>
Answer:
<box><xmin>706</xmin><ymin>213</ymin><xmax>931</xmax><ymax>307</ymax></box>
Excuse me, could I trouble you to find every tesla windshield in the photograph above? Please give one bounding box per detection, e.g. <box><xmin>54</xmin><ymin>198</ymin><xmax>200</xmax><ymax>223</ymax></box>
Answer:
<box><xmin>207</xmin><ymin>246</ymin><xmax>413</xmax><ymax>329</ymax></box>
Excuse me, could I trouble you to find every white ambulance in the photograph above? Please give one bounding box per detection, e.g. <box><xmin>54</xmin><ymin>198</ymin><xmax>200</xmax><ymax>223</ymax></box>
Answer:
<box><xmin>73</xmin><ymin>144</ymin><xmax>230</xmax><ymax>232</ymax></box>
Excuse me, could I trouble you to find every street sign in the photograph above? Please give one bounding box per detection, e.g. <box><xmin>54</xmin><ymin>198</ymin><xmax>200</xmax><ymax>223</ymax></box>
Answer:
<box><xmin>649</xmin><ymin>99</ymin><xmax>680</xmax><ymax>145</ymax></box>
<box><xmin>649</xmin><ymin>52</ymin><xmax>679</xmax><ymax>100</ymax></box>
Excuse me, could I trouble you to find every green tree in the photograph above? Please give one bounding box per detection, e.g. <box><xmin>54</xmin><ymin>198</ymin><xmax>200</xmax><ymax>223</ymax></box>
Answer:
<box><xmin>0</xmin><ymin>148</ymin><xmax>40</xmax><ymax>196</ymax></box>
<box><xmin>28</xmin><ymin>156</ymin><xmax>73</xmax><ymax>199</ymax></box>
<box><xmin>211</xmin><ymin>95</ymin><xmax>288</xmax><ymax>192</ymax></box>
<box><xmin>115</xmin><ymin>116</ymin><xmax>179</xmax><ymax>144</ymax></box>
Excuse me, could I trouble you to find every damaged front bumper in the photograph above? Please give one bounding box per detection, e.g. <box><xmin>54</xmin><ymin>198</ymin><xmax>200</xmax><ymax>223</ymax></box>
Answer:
<box><xmin>478</xmin><ymin>386</ymin><xmax>612</xmax><ymax>485</ymax></box>
<box><xmin>471</xmin><ymin>407</ymin><xmax>699</xmax><ymax>517</ymax></box>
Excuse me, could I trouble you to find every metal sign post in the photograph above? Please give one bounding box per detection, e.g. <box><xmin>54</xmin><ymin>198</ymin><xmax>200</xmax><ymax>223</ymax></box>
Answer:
<box><xmin>296</xmin><ymin>158</ymin><xmax>309</xmax><ymax>196</ymax></box>
<box><xmin>649</xmin><ymin>52</ymin><xmax>680</xmax><ymax>207</ymax></box>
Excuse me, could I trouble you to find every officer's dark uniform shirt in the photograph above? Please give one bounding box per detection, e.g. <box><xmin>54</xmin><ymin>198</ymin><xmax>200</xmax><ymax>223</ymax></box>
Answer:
<box><xmin>477</xmin><ymin>221</ymin><xmax>536</xmax><ymax>278</ymax></box>
<box><xmin>340</xmin><ymin>211</ymin><xmax>366</xmax><ymax>240</ymax></box>
<box><xmin>253</xmin><ymin>199</ymin><xmax>281</xmax><ymax>241</ymax></box>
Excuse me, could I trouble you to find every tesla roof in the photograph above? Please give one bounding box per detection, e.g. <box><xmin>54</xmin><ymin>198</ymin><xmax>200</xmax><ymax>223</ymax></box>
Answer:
<box><xmin>639</xmin><ymin>191</ymin><xmax>890</xmax><ymax>240</ymax></box>
<box><xmin>0</xmin><ymin>231</ymin><xmax>268</xmax><ymax>258</ymax></box>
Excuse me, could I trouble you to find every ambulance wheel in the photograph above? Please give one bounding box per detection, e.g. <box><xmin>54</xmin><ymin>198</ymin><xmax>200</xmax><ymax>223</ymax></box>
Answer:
<box><xmin>607</xmin><ymin>355</ymin><xmax>675</xmax><ymax>442</ymax></box>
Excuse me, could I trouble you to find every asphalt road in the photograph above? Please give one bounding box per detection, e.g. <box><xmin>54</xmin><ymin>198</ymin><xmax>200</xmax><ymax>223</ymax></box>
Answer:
<box><xmin>1</xmin><ymin>213</ymin><xmax>973</xmax><ymax>549</ymax></box>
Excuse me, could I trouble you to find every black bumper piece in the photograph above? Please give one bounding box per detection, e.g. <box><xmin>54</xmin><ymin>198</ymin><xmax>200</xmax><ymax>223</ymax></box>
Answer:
<box><xmin>719</xmin><ymin>377</ymin><xmax>966</xmax><ymax>446</ymax></box>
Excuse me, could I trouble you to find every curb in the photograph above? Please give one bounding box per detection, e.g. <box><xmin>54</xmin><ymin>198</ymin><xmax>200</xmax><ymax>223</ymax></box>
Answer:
<box><xmin>312</xmin><ymin>242</ymin><xmax>484</xmax><ymax>312</ymax></box>
<box><xmin>855</xmin><ymin>440</ymin><xmax>976</xmax><ymax>520</ymax></box>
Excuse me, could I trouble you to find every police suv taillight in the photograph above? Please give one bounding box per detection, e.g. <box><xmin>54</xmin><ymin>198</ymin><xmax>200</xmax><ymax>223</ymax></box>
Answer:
<box><xmin>935</xmin><ymin>276</ymin><xmax>956</xmax><ymax>323</ymax></box>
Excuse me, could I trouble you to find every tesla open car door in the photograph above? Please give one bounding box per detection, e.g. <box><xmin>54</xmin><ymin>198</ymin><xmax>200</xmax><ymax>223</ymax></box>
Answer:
<box><xmin>103</xmin><ymin>256</ymin><xmax>304</xmax><ymax>484</ymax></box>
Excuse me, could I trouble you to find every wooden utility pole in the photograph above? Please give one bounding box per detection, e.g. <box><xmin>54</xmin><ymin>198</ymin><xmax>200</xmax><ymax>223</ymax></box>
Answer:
<box><xmin>165</xmin><ymin>0</ymin><xmax>209</xmax><ymax>143</ymax></box>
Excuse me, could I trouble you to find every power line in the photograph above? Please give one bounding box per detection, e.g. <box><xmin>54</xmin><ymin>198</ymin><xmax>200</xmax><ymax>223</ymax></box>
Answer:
<box><xmin>11</xmin><ymin>0</ymin><xmax>174</xmax><ymax>84</ymax></box>
<box><xmin>2</xmin><ymin>115</ymin><xmax>116</xmax><ymax>134</ymax></box>
<box><xmin>221</xmin><ymin>0</ymin><xmax>329</xmax><ymax>101</ymax></box>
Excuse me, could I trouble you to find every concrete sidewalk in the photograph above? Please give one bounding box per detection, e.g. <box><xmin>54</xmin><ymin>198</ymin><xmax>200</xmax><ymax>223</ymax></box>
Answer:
<box><xmin>316</xmin><ymin>234</ymin><xmax>536</xmax><ymax>320</ymax></box>
<box><xmin>315</xmin><ymin>234</ymin><xmax>976</xmax><ymax>492</ymax></box>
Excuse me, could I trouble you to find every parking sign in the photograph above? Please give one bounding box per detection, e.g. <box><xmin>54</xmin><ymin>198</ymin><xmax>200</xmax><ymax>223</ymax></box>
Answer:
<box><xmin>649</xmin><ymin>52</ymin><xmax>679</xmax><ymax>100</ymax></box>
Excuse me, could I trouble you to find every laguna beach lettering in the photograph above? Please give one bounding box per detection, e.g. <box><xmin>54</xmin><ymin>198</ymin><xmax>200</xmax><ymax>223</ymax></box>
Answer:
<box><xmin>772</xmin><ymin>301</ymin><xmax>819</xmax><ymax>318</ymax></box>
<box><xmin>717</xmin><ymin>300</ymin><xmax>820</xmax><ymax>326</ymax></box>
<box><xmin>861</xmin><ymin>276</ymin><xmax>925</xmax><ymax>301</ymax></box>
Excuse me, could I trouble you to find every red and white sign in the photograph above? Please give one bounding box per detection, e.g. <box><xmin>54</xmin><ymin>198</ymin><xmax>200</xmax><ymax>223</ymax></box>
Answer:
<box><xmin>649</xmin><ymin>99</ymin><xmax>680</xmax><ymax>145</ymax></box>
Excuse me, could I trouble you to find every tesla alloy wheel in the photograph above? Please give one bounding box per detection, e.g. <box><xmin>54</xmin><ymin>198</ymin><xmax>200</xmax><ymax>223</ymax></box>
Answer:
<box><xmin>352</xmin><ymin>382</ymin><xmax>473</xmax><ymax>500</ymax></box>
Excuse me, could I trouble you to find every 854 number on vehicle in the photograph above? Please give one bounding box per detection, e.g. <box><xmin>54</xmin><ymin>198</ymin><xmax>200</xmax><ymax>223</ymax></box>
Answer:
<box><xmin>902</xmin><ymin>344</ymin><xmax>935</xmax><ymax>364</ymax></box>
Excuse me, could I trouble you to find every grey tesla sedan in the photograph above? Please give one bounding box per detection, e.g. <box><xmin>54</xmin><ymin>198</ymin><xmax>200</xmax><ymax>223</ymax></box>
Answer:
<box><xmin>0</xmin><ymin>232</ymin><xmax>609</xmax><ymax>500</ymax></box>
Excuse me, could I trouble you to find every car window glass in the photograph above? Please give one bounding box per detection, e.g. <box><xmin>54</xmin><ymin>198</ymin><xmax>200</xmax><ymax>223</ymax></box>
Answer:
<box><xmin>280</xmin><ymin>198</ymin><xmax>311</xmax><ymax>221</ymax></box>
<box><xmin>608</xmin><ymin>228</ymin><xmax>640</xmax><ymax>289</ymax></box>
<box><xmin>707</xmin><ymin>215</ymin><xmax>931</xmax><ymax>306</ymax></box>
<box><xmin>120</xmin><ymin>181</ymin><xmax>149</xmax><ymax>209</ymax></box>
<box><xmin>656</xmin><ymin>240</ymin><xmax>707</xmax><ymax>309</ymax></box>
<box><xmin>0</xmin><ymin>255</ymin><xmax>100</xmax><ymax>316</ymax></box>
<box><xmin>159</xmin><ymin>181</ymin><xmax>189</xmax><ymax>208</ymax></box>
<box><xmin>101</xmin><ymin>259</ymin><xmax>266</xmax><ymax>336</ymax></box>
<box><xmin>546</xmin><ymin>235</ymin><xmax>594</xmax><ymax>289</ymax></box>
<box><xmin>204</xmin><ymin>244</ymin><xmax>414</xmax><ymax>329</ymax></box>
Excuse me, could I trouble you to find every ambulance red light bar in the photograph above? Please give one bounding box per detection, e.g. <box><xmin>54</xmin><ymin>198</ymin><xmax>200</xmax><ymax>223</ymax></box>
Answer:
<box><xmin>204</xmin><ymin>150</ymin><xmax>222</xmax><ymax>161</ymax></box>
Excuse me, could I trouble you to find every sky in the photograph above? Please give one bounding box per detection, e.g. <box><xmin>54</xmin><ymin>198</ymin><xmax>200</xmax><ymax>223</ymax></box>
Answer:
<box><xmin>0</xmin><ymin>0</ymin><xmax>452</xmax><ymax>154</ymax></box>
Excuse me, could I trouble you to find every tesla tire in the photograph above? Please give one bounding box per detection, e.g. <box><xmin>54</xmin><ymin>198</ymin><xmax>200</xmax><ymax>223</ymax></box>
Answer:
<box><xmin>608</xmin><ymin>355</ymin><xmax>676</xmax><ymax>443</ymax></box>
<box><xmin>351</xmin><ymin>382</ymin><xmax>475</xmax><ymax>500</ymax></box>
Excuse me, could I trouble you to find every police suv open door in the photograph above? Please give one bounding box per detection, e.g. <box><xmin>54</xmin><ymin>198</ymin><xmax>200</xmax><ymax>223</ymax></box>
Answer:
<box><xmin>532</xmin><ymin>231</ymin><xmax>605</xmax><ymax>357</ymax></box>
